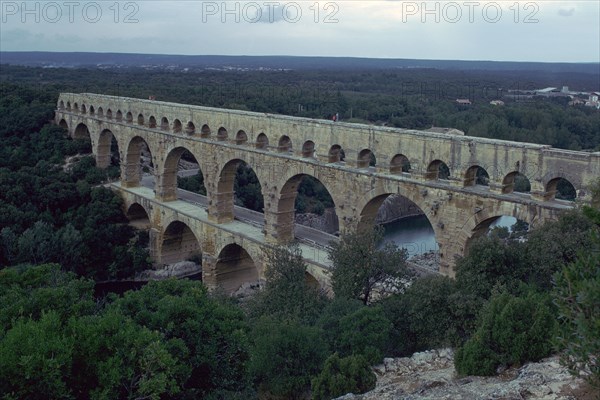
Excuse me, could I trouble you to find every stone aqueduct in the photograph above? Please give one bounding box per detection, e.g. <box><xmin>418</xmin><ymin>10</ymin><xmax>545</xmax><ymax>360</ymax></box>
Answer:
<box><xmin>55</xmin><ymin>93</ymin><xmax>600</xmax><ymax>290</ymax></box>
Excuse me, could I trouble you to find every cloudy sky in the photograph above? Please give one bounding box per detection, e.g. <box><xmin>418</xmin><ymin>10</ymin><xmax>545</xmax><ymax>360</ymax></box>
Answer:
<box><xmin>1</xmin><ymin>1</ymin><xmax>598</xmax><ymax>62</ymax></box>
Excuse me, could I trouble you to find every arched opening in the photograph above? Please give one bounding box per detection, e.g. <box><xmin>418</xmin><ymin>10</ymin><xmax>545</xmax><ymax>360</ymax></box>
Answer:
<box><xmin>161</xmin><ymin>117</ymin><xmax>169</xmax><ymax>131</ymax></box>
<box><xmin>305</xmin><ymin>272</ymin><xmax>320</xmax><ymax>289</ymax></box>
<box><xmin>137</xmin><ymin>114</ymin><xmax>144</xmax><ymax>126</ymax></box>
<box><xmin>215</xmin><ymin>244</ymin><xmax>259</xmax><ymax>295</ymax></box>
<box><xmin>357</xmin><ymin>149</ymin><xmax>375</xmax><ymax>168</ymax></box>
<box><xmin>97</xmin><ymin>107</ymin><xmax>104</xmax><ymax>118</ymax></box>
<box><xmin>58</xmin><ymin>119</ymin><xmax>68</xmax><ymax>130</ymax></box>
<box><xmin>161</xmin><ymin>147</ymin><xmax>204</xmax><ymax>202</ymax></box>
<box><xmin>161</xmin><ymin>221</ymin><xmax>202</xmax><ymax>266</ymax></box>
<box><xmin>464</xmin><ymin>165</ymin><xmax>490</xmax><ymax>187</ymax></box>
<box><xmin>216</xmin><ymin>159</ymin><xmax>264</xmax><ymax>222</ymax></box>
<box><xmin>89</xmin><ymin>106</ymin><xmax>95</xmax><ymax>115</ymax></box>
<box><xmin>186</xmin><ymin>121</ymin><xmax>196</xmax><ymax>135</ymax></box>
<box><xmin>126</xmin><ymin>112</ymin><xmax>133</xmax><ymax>123</ymax></box>
<box><xmin>278</xmin><ymin>135</ymin><xmax>292</xmax><ymax>153</ymax></box>
<box><xmin>502</xmin><ymin>172</ymin><xmax>531</xmax><ymax>194</ymax></box>
<box><xmin>106</xmin><ymin>109</ymin><xmax>113</xmax><ymax>120</ymax></box>
<box><xmin>275</xmin><ymin>174</ymin><xmax>339</xmax><ymax>242</ymax></box>
<box><xmin>236</xmin><ymin>130</ymin><xmax>248</xmax><ymax>145</ymax></box>
<box><xmin>124</xmin><ymin>136</ymin><xmax>154</xmax><ymax>188</ymax></box>
<box><xmin>81</xmin><ymin>104</ymin><xmax>87</xmax><ymax>114</ymax></box>
<box><xmin>59</xmin><ymin>100</ymin><xmax>65</xmax><ymax>109</ymax></box>
<box><xmin>173</xmin><ymin>119</ymin><xmax>182</xmax><ymax>133</ymax></box>
<box><xmin>201</xmin><ymin>124</ymin><xmax>211</xmax><ymax>137</ymax></box>
<box><xmin>328</xmin><ymin>144</ymin><xmax>345</xmax><ymax>163</ymax></box>
<box><xmin>256</xmin><ymin>133</ymin><xmax>269</xmax><ymax>149</ymax></box>
<box><xmin>116</xmin><ymin>110</ymin><xmax>123</xmax><ymax>122</ymax></box>
<box><xmin>149</xmin><ymin>116</ymin><xmax>157</xmax><ymax>128</ymax></box>
<box><xmin>426</xmin><ymin>160</ymin><xmax>451</xmax><ymax>180</ymax></box>
<box><xmin>545</xmin><ymin>177</ymin><xmax>577</xmax><ymax>201</ymax></box>
<box><xmin>66</xmin><ymin>101</ymin><xmax>72</xmax><ymax>111</ymax></box>
<box><xmin>302</xmin><ymin>140</ymin><xmax>315</xmax><ymax>158</ymax></box>
<box><xmin>73</xmin><ymin>123</ymin><xmax>91</xmax><ymax>140</ymax></box>
<box><xmin>73</xmin><ymin>102</ymin><xmax>78</xmax><ymax>112</ymax></box>
<box><xmin>466</xmin><ymin>215</ymin><xmax>530</xmax><ymax>254</ymax></box>
<box><xmin>359</xmin><ymin>193</ymin><xmax>438</xmax><ymax>262</ymax></box>
<box><xmin>217</xmin><ymin>127</ymin><xmax>228</xmax><ymax>141</ymax></box>
<box><xmin>97</xmin><ymin>129</ymin><xmax>121</xmax><ymax>175</ymax></box>
<box><xmin>390</xmin><ymin>154</ymin><xmax>411</xmax><ymax>174</ymax></box>
<box><xmin>126</xmin><ymin>203</ymin><xmax>151</xmax><ymax>229</ymax></box>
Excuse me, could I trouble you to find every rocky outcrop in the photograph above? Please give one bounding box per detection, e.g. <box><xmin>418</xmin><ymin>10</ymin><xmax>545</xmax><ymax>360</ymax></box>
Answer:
<box><xmin>136</xmin><ymin>261</ymin><xmax>200</xmax><ymax>280</ymax></box>
<box><xmin>408</xmin><ymin>251</ymin><xmax>440</xmax><ymax>274</ymax></box>
<box><xmin>295</xmin><ymin>208</ymin><xmax>339</xmax><ymax>234</ymax></box>
<box><xmin>335</xmin><ymin>350</ymin><xmax>591</xmax><ymax>400</ymax></box>
<box><xmin>376</xmin><ymin>194</ymin><xmax>425</xmax><ymax>225</ymax></box>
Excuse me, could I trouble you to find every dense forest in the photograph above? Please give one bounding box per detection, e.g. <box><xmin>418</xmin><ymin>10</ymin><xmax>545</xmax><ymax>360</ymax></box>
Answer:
<box><xmin>0</xmin><ymin>64</ymin><xmax>599</xmax><ymax>399</ymax></box>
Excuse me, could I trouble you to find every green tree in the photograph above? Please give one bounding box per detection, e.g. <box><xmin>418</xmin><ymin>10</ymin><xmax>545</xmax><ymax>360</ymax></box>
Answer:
<box><xmin>249</xmin><ymin>317</ymin><xmax>328</xmax><ymax>399</ymax></box>
<box><xmin>248</xmin><ymin>243</ymin><xmax>326</xmax><ymax>324</ymax></box>
<box><xmin>311</xmin><ymin>353</ymin><xmax>376</xmax><ymax>400</ymax></box>
<box><xmin>329</xmin><ymin>226</ymin><xmax>413</xmax><ymax>304</ymax></box>
<box><xmin>552</xmin><ymin>233</ymin><xmax>600</xmax><ymax>388</ymax></box>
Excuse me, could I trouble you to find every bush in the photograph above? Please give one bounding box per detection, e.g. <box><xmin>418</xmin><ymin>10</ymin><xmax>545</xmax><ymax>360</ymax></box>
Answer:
<box><xmin>455</xmin><ymin>289</ymin><xmax>557</xmax><ymax>376</ymax></box>
<box><xmin>311</xmin><ymin>353</ymin><xmax>376</xmax><ymax>400</ymax></box>
<box><xmin>336</xmin><ymin>306</ymin><xmax>392</xmax><ymax>364</ymax></box>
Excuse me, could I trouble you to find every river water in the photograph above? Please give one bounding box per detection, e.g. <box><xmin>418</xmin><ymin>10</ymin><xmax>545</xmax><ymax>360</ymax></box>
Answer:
<box><xmin>383</xmin><ymin>215</ymin><xmax>517</xmax><ymax>257</ymax></box>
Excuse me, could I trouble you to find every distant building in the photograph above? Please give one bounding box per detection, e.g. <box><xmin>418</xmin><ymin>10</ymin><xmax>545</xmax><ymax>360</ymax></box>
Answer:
<box><xmin>569</xmin><ymin>98</ymin><xmax>585</xmax><ymax>106</ymax></box>
<box><xmin>456</xmin><ymin>99</ymin><xmax>471</xmax><ymax>105</ymax></box>
<box><xmin>490</xmin><ymin>100</ymin><xmax>505</xmax><ymax>106</ymax></box>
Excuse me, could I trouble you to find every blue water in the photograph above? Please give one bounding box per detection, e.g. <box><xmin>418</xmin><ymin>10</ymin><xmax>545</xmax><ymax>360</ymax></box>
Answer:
<box><xmin>382</xmin><ymin>215</ymin><xmax>439</xmax><ymax>257</ymax></box>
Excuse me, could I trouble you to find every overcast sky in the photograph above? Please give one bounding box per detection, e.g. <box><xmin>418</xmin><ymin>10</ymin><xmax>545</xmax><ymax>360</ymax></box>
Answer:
<box><xmin>1</xmin><ymin>1</ymin><xmax>599</xmax><ymax>62</ymax></box>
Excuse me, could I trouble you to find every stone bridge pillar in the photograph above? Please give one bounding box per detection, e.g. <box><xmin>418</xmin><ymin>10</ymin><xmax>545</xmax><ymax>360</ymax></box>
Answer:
<box><xmin>148</xmin><ymin>227</ymin><xmax>161</xmax><ymax>266</ymax></box>
<box><xmin>207</xmin><ymin>191</ymin><xmax>235</xmax><ymax>223</ymax></box>
<box><xmin>156</xmin><ymin>166</ymin><xmax>178</xmax><ymax>202</ymax></box>
<box><xmin>201</xmin><ymin>254</ymin><xmax>218</xmax><ymax>291</ymax></box>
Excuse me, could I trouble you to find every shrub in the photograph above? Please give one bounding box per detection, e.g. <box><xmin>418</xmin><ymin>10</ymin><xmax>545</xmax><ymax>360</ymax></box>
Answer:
<box><xmin>454</xmin><ymin>289</ymin><xmax>557</xmax><ymax>376</ymax></box>
<box><xmin>311</xmin><ymin>353</ymin><xmax>376</xmax><ymax>400</ymax></box>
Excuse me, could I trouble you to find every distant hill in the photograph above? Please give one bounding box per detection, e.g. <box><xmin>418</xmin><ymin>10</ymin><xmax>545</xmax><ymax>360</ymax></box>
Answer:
<box><xmin>1</xmin><ymin>51</ymin><xmax>598</xmax><ymax>74</ymax></box>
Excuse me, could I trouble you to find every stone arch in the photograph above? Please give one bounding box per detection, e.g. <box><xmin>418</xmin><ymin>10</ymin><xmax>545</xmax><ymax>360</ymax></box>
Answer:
<box><xmin>215</xmin><ymin>243</ymin><xmax>259</xmax><ymax>295</ymax></box>
<box><xmin>173</xmin><ymin>119</ymin><xmax>182</xmax><ymax>133</ymax></box>
<box><xmin>328</xmin><ymin>144</ymin><xmax>345</xmax><ymax>163</ymax></box>
<box><xmin>149</xmin><ymin>116</ymin><xmax>157</xmax><ymax>128</ymax></box>
<box><xmin>159</xmin><ymin>146</ymin><xmax>203</xmax><ymax>201</ymax></box>
<box><xmin>126</xmin><ymin>202</ymin><xmax>151</xmax><ymax>229</ymax></box>
<box><xmin>160</xmin><ymin>220</ymin><xmax>201</xmax><ymax>266</ymax></box>
<box><xmin>116</xmin><ymin>110</ymin><xmax>123</xmax><ymax>121</ymax></box>
<box><xmin>89</xmin><ymin>105</ymin><xmax>95</xmax><ymax>115</ymax></box>
<box><xmin>426</xmin><ymin>160</ymin><xmax>451</xmax><ymax>180</ymax></box>
<box><xmin>58</xmin><ymin>119</ymin><xmax>68</xmax><ymax>131</ymax></box>
<box><xmin>545</xmin><ymin>177</ymin><xmax>577</xmax><ymax>201</ymax></box>
<box><xmin>201</xmin><ymin>124</ymin><xmax>211</xmax><ymax>137</ymax></box>
<box><xmin>126</xmin><ymin>111</ymin><xmax>133</xmax><ymax>123</ymax></box>
<box><xmin>358</xmin><ymin>149</ymin><xmax>376</xmax><ymax>168</ymax></box>
<box><xmin>97</xmin><ymin>107</ymin><xmax>104</xmax><ymax>117</ymax></box>
<box><xmin>302</xmin><ymin>140</ymin><xmax>315</xmax><ymax>158</ymax></box>
<box><xmin>66</xmin><ymin>101</ymin><xmax>72</xmax><ymax>111</ymax></box>
<box><xmin>390</xmin><ymin>154</ymin><xmax>411</xmax><ymax>174</ymax></box>
<box><xmin>123</xmin><ymin>136</ymin><xmax>154</xmax><ymax>187</ymax></box>
<box><xmin>186</xmin><ymin>121</ymin><xmax>196</xmax><ymax>135</ymax></box>
<box><xmin>59</xmin><ymin>100</ymin><xmax>65</xmax><ymax>109</ymax></box>
<box><xmin>73</xmin><ymin>123</ymin><xmax>91</xmax><ymax>140</ymax></box>
<box><xmin>80</xmin><ymin>104</ymin><xmax>87</xmax><ymax>114</ymax></box>
<box><xmin>464</xmin><ymin>165</ymin><xmax>490</xmax><ymax>187</ymax></box>
<box><xmin>161</xmin><ymin>117</ymin><xmax>169</xmax><ymax>131</ymax></box>
<box><xmin>73</xmin><ymin>102</ymin><xmax>78</xmax><ymax>112</ymax></box>
<box><xmin>256</xmin><ymin>133</ymin><xmax>269</xmax><ymax>149</ymax></box>
<box><xmin>214</xmin><ymin>158</ymin><xmax>264</xmax><ymax>222</ymax></box>
<box><xmin>97</xmin><ymin>129</ymin><xmax>120</xmax><ymax>169</ymax></box>
<box><xmin>502</xmin><ymin>171</ymin><xmax>531</xmax><ymax>194</ymax></box>
<box><xmin>273</xmin><ymin>173</ymin><xmax>339</xmax><ymax>242</ymax></box>
<box><xmin>106</xmin><ymin>109</ymin><xmax>113</xmax><ymax>120</ymax></box>
<box><xmin>278</xmin><ymin>135</ymin><xmax>292</xmax><ymax>153</ymax></box>
<box><xmin>463</xmin><ymin>213</ymin><xmax>531</xmax><ymax>254</ymax></box>
<box><xmin>137</xmin><ymin>113</ymin><xmax>144</xmax><ymax>126</ymax></box>
<box><xmin>217</xmin><ymin>127</ymin><xmax>228</xmax><ymax>141</ymax></box>
<box><xmin>236</xmin><ymin>130</ymin><xmax>248</xmax><ymax>145</ymax></box>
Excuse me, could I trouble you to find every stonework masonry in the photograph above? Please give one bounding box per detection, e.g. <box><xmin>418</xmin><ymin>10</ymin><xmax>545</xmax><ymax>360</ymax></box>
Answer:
<box><xmin>55</xmin><ymin>93</ymin><xmax>600</xmax><ymax>290</ymax></box>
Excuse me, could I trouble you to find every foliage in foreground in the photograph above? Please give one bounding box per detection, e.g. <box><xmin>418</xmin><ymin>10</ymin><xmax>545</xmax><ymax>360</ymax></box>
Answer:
<box><xmin>311</xmin><ymin>353</ymin><xmax>376</xmax><ymax>400</ymax></box>
<box><xmin>553</xmin><ymin>232</ymin><xmax>600</xmax><ymax>389</ymax></box>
